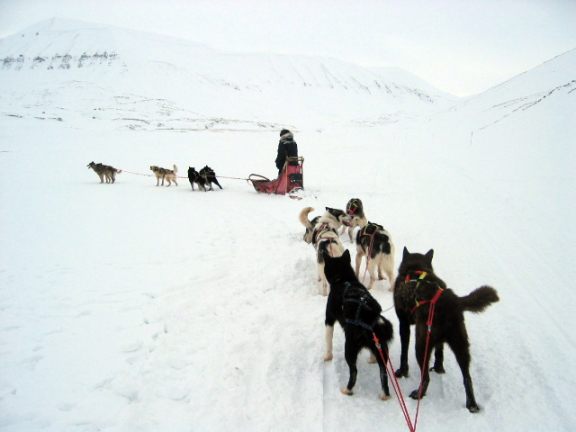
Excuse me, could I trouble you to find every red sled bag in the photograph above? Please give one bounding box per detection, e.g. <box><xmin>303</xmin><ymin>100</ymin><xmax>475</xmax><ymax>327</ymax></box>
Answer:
<box><xmin>249</xmin><ymin>156</ymin><xmax>304</xmax><ymax>195</ymax></box>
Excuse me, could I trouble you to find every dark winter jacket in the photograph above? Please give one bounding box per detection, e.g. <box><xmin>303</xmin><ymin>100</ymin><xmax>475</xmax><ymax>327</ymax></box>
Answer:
<box><xmin>275</xmin><ymin>132</ymin><xmax>298</xmax><ymax>171</ymax></box>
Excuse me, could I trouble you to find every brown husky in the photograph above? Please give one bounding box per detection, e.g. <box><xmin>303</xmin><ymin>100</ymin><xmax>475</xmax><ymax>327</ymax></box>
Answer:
<box><xmin>87</xmin><ymin>161</ymin><xmax>122</xmax><ymax>183</ymax></box>
<box><xmin>150</xmin><ymin>165</ymin><xmax>178</xmax><ymax>186</ymax></box>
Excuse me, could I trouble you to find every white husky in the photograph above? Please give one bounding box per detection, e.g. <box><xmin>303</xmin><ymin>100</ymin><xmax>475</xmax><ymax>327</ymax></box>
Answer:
<box><xmin>299</xmin><ymin>207</ymin><xmax>348</xmax><ymax>296</ymax></box>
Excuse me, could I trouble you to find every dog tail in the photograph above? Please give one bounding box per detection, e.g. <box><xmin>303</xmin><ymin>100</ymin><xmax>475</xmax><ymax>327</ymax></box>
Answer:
<box><xmin>374</xmin><ymin>315</ymin><xmax>394</xmax><ymax>344</ymax></box>
<box><xmin>299</xmin><ymin>207</ymin><xmax>315</xmax><ymax>229</ymax></box>
<box><xmin>173</xmin><ymin>164</ymin><xmax>178</xmax><ymax>174</ymax></box>
<box><xmin>458</xmin><ymin>286</ymin><xmax>499</xmax><ymax>313</ymax></box>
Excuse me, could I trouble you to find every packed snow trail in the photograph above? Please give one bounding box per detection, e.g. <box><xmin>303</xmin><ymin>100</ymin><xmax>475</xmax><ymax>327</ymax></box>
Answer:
<box><xmin>0</xmin><ymin>117</ymin><xmax>575</xmax><ymax>431</ymax></box>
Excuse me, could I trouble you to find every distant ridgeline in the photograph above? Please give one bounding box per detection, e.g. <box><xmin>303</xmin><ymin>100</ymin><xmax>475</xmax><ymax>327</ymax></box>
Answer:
<box><xmin>2</xmin><ymin>52</ymin><xmax>118</xmax><ymax>70</ymax></box>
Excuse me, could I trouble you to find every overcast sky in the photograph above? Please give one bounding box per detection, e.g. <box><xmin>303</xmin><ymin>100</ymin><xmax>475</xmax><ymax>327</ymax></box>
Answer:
<box><xmin>1</xmin><ymin>0</ymin><xmax>575</xmax><ymax>96</ymax></box>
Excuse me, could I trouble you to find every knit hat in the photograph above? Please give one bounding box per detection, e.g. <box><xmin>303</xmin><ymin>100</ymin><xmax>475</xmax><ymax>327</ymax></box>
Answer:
<box><xmin>280</xmin><ymin>129</ymin><xmax>291</xmax><ymax>137</ymax></box>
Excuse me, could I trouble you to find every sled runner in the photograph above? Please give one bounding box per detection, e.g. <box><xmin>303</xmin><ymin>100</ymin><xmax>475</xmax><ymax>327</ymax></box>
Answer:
<box><xmin>249</xmin><ymin>156</ymin><xmax>304</xmax><ymax>196</ymax></box>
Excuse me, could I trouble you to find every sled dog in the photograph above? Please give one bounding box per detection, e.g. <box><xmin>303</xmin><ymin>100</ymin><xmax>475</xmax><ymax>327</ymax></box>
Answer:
<box><xmin>355</xmin><ymin>221</ymin><xmax>395</xmax><ymax>291</ymax></box>
<box><xmin>87</xmin><ymin>161</ymin><xmax>122</xmax><ymax>183</ymax></box>
<box><xmin>299</xmin><ymin>207</ymin><xmax>348</xmax><ymax>244</ymax></box>
<box><xmin>150</xmin><ymin>164</ymin><xmax>178</xmax><ymax>186</ymax></box>
<box><xmin>199</xmin><ymin>165</ymin><xmax>222</xmax><ymax>191</ymax></box>
<box><xmin>188</xmin><ymin>167</ymin><xmax>207</xmax><ymax>191</ymax></box>
<box><xmin>394</xmin><ymin>247</ymin><xmax>499</xmax><ymax>413</ymax></box>
<box><xmin>323</xmin><ymin>249</ymin><xmax>394</xmax><ymax>400</ymax></box>
<box><xmin>341</xmin><ymin>198</ymin><xmax>367</xmax><ymax>242</ymax></box>
<box><xmin>299</xmin><ymin>207</ymin><xmax>348</xmax><ymax>296</ymax></box>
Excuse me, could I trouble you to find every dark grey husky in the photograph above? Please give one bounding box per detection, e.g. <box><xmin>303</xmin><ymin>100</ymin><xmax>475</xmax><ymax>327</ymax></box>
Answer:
<box><xmin>87</xmin><ymin>161</ymin><xmax>121</xmax><ymax>183</ymax></box>
<box><xmin>394</xmin><ymin>247</ymin><xmax>499</xmax><ymax>412</ymax></box>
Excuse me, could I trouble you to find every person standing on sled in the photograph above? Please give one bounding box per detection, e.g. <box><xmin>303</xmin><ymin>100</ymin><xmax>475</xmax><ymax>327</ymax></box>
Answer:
<box><xmin>275</xmin><ymin>129</ymin><xmax>298</xmax><ymax>177</ymax></box>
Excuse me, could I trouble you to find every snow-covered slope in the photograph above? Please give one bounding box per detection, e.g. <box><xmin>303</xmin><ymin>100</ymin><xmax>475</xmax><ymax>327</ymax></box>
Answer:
<box><xmin>444</xmin><ymin>47</ymin><xmax>576</xmax><ymax>131</ymax></box>
<box><xmin>0</xmin><ymin>18</ymin><xmax>455</xmax><ymax>130</ymax></box>
<box><xmin>0</xmin><ymin>18</ymin><xmax>575</xmax><ymax>432</ymax></box>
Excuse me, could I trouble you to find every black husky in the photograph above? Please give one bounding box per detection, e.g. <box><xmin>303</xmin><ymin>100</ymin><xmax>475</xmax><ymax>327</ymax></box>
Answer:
<box><xmin>394</xmin><ymin>247</ymin><xmax>499</xmax><ymax>412</ymax></box>
<box><xmin>199</xmin><ymin>165</ymin><xmax>222</xmax><ymax>191</ymax></box>
<box><xmin>188</xmin><ymin>167</ymin><xmax>207</xmax><ymax>191</ymax></box>
<box><xmin>323</xmin><ymin>249</ymin><xmax>394</xmax><ymax>400</ymax></box>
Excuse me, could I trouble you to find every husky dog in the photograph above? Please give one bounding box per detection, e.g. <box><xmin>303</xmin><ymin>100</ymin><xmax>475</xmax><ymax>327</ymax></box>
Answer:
<box><xmin>199</xmin><ymin>165</ymin><xmax>222</xmax><ymax>191</ymax></box>
<box><xmin>87</xmin><ymin>161</ymin><xmax>121</xmax><ymax>183</ymax></box>
<box><xmin>187</xmin><ymin>167</ymin><xmax>207</xmax><ymax>191</ymax></box>
<box><xmin>299</xmin><ymin>207</ymin><xmax>348</xmax><ymax>296</ymax></box>
<box><xmin>299</xmin><ymin>207</ymin><xmax>348</xmax><ymax>244</ymax></box>
<box><xmin>394</xmin><ymin>247</ymin><xmax>499</xmax><ymax>413</ymax></box>
<box><xmin>323</xmin><ymin>249</ymin><xmax>394</xmax><ymax>400</ymax></box>
<box><xmin>341</xmin><ymin>198</ymin><xmax>367</xmax><ymax>242</ymax></box>
<box><xmin>150</xmin><ymin>165</ymin><xmax>178</xmax><ymax>186</ymax></box>
<box><xmin>355</xmin><ymin>221</ymin><xmax>395</xmax><ymax>291</ymax></box>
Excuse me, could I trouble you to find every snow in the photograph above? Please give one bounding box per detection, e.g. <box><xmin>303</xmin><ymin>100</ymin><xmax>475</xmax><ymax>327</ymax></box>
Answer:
<box><xmin>1</xmin><ymin>18</ymin><xmax>576</xmax><ymax>432</ymax></box>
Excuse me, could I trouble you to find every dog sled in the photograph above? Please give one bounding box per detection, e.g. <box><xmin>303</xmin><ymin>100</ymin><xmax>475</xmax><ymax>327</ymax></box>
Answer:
<box><xmin>248</xmin><ymin>156</ymin><xmax>304</xmax><ymax>197</ymax></box>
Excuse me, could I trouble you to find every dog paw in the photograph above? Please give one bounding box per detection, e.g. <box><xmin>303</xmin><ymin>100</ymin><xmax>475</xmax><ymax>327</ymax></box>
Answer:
<box><xmin>409</xmin><ymin>390</ymin><xmax>423</xmax><ymax>400</ymax></box>
<box><xmin>394</xmin><ymin>368</ymin><xmax>409</xmax><ymax>378</ymax></box>
<box><xmin>323</xmin><ymin>353</ymin><xmax>333</xmax><ymax>362</ymax></box>
<box><xmin>430</xmin><ymin>365</ymin><xmax>446</xmax><ymax>374</ymax></box>
<box><xmin>379</xmin><ymin>394</ymin><xmax>391</xmax><ymax>401</ymax></box>
<box><xmin>367</xmin><ymin>354</ymin><xmax>377</xmax><ymax>364</ymax></box>
<box><xmin>467</xmin><ymin>404</ymin><xmax>480</xmax><ymax>413</ymax></box>
<box><xmin>340</xmin><ymin>388</ymin><xmax>353</xmax><ymax>396</ymax></box>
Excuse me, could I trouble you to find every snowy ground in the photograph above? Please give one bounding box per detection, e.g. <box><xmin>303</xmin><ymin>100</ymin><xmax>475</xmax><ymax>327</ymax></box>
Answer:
<box><xmin>0</xmin><ymin>101</ymin><xmax>575</xmax><ymax>432</ymax></box>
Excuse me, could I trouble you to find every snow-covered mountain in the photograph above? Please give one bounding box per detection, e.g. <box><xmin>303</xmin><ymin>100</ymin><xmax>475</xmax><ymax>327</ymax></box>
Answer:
<box><xmin>0</xmin><ymin>18</ymin><xmax>455</xmax><ymax>131</ymax></box>
<box><xmin>444</xmin><ymin>47</ymin><xmax>576</xmax><ymax>131</ymax></box>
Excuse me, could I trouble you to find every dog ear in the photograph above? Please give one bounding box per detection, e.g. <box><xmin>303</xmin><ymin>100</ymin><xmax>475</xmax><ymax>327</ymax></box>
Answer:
<box><xmin>342</xmin><ymin>249</ymin><xmax>351</xmax><ymax>262</ymax></box>
<box><xmin>403</xmin><ymin>246</ymin><xmax>410</xmax><ymax>258</ymax></box>
<box><xmin>425</xmin><ymin>249</ymin><xmax>434</xmax><ymax>262</ymax></box>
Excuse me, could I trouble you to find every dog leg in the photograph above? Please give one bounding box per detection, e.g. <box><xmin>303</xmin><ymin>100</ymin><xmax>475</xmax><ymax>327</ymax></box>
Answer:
<box><xmin>381</xmin><ymin>261</ymin><xmax>395</xmax><ymax>292</ymax></box>
<box><xmin>324</xmin><ymin>325</ymin><xmax>334</xmax><ymax>361</ymax></box>
<box><xmin>409</xmin><ymin>327</ymin><xmax>433</xmax><ymax>400</ymax></box>
<box><xmin>318</xmin><ymin>261</ymin><xmax>329</xmax><ymax>296</ymax></box>
<box><xmin>395</xmin><ymin>318</ymin><xmax>411</xmax><ymax>377</ymax></box>
<box><xmin>431</xmin><ymin>343</ymin><xmax>446</xmax><ymax>373</ymax></box>
<box><xmin>341</xmin><ymin>335</ymin><xmax>360</xmax><ymax>396</ymax></box>
<box><xmin>367</xmin><ymin>259</ymin><xmax>377</xmax><ymax>290</ymax></box>
<box><xmin>348</xmin><ymin>226</ymin><xmax>354</xmax><ymax>243</ymax></box>
<box><xmin>321</xmin><ymin>276</ymin><xmax>328</xmax><ymax>296</ymax></box>
<box><xmin>447</xmin><ymin>327</ymin><xmax>480</xmax><ymax>412</ymax></box>
<box><xmin>355</xmin><ymin>249</ymin><xmax>364</xmax><ymax>277</ymax></box>
<box><xmin>174</xmin><ymin>178</ymin><xmax>178</xmax><ymax>186</ymax></box>
<box><xmin>372</xmin><ymin>347</ymin><xmax>391</xmax><ymax>400</ymax></box>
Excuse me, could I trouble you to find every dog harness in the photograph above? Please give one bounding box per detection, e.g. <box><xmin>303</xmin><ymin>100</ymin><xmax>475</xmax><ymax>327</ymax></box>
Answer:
<box><xmin>343</xmin><ymin>282</ymin><xmax>379</xmax><ymax>331</ymax></box>
<box><xmin>359</xmin><ymin>221</ymin><xmax>385</xmax><ymax>238</ymax></box>
<box><xmin>404</xmin><ymin>271</ymin><xmax>445</xmax><ymax>314</ymax></box>
<box><xmin>312</xmin><ymin>223</ymin><xmax>335</xmax><ymax>245</ymax></box>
